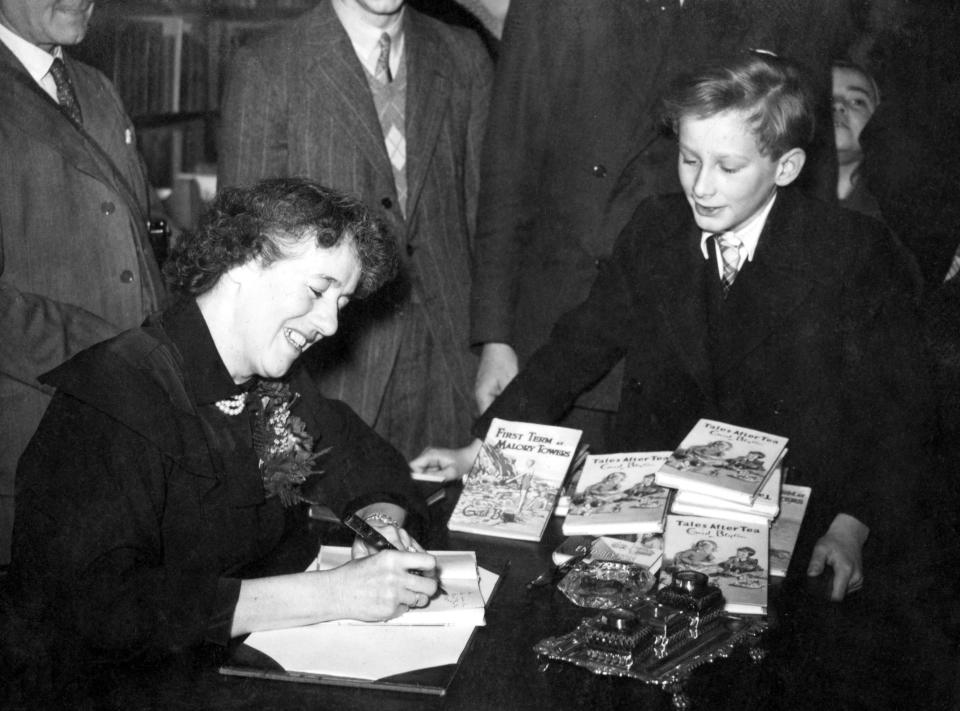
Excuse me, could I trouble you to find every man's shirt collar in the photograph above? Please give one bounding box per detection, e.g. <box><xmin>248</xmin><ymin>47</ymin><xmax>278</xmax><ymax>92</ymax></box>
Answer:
<box><xmin>331</xmin><ymin>0</ymin><xmax>405</xmax><ymax>77</ymax></box>
<box><xmin>0</xmin><ymin>22</ymin><xmax>60</xmax><ymax>85</ymax></box>
<box><xmin>699</xmin><ymin>191</ymin><xmax>778</xmax><ymax>263</ymax></box>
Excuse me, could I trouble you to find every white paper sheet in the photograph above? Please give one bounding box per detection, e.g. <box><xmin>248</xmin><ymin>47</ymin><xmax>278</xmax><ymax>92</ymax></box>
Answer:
<box><xmin>243</xmin><ymin>566</ymin><xmax>499</xmax><ymax>680</ymax></box>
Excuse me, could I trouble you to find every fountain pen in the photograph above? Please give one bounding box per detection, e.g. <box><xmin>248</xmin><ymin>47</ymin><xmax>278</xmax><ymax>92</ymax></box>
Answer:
<box><xmin>342</xmin><ymin>513</ymin><xmax>447</xmax><ymax>596</ymax></box>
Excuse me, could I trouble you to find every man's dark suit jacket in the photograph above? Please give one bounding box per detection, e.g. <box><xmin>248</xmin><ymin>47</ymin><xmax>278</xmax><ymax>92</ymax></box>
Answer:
<box><xmin>218</xmin><ymin>2</ymin><xmax>491</xmax><ymax>438</ymax></box>
<box><xmin>470</xmin><ymin>0</ymin><xmax>857</xmax><ymax>414</ymax></box>
<box><xmin>478</xmin><ymin>188</ymin><xmax>932</xmax><ymax>561</ymax></box>
<box><xmin>0</xmin><ymin>42</ymin><xmax>166</xmax><ymax>563</ymax></box>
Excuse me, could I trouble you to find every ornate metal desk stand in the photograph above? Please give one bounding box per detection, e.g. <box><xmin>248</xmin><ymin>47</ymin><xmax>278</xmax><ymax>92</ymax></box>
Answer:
<box><xmin>534</xmin><ymin>570</ymin><xmax>768</xmax><ymax>710</ymax></box>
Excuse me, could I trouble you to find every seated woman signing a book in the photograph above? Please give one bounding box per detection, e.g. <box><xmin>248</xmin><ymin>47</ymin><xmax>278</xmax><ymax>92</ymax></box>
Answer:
<box><xmin>3</xmin><ymin>179</ymin><xmax>438</xmax><ymax>683</ymax></box>
<box><xmin>411</xmin><ymin>52</ymin><xmax>934</xmax><ymax>604</ymax></box>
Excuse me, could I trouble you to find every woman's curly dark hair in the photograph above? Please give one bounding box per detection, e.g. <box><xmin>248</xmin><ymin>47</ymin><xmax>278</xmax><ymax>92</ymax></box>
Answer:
<box><xmin>164</xmin><ymin>177</ymin><xmax>398</xmax><ymax>298</ymax></box>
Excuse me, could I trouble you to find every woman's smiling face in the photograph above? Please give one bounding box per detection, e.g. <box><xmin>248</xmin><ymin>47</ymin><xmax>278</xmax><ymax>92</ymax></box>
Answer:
<box><xmin>228</xmin><ymin>236</ymin><xmax>361</xmax><ymax>382</ymax></box>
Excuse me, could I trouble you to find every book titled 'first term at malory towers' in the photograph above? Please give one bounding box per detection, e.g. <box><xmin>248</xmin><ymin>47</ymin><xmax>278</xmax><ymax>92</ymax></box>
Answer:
<box><xmin>447</xmin><ymin>419</ymin><xmax>582</xmax><ymax>541</ymax></box>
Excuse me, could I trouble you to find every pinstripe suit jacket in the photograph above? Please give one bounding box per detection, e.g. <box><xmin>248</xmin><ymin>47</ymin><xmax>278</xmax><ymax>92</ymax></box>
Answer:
<box><xmin>218</xmin><ymin>2</ymin><xmax>491</xmax><ymax>427</ymax></box>
<box><xmin>0</xmin><ymin>44</ymin><xmax>165</xmax><ymax>511</ymax></box>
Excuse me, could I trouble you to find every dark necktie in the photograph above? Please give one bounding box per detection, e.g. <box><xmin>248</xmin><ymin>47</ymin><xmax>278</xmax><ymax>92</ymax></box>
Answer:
<box><xmin>48</xmin><ymin>57</ymin><xmax>83</xmax><ymax>127</ymax></box>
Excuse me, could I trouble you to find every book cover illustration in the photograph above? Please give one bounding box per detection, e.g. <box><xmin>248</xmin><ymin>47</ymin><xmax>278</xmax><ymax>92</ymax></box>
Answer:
<box><xmin>655</xmin><ymin>419</ymin><xmax>788</xmax><ymax>506</ymax></box>
<box><xmin>562</xmin><ymin>451</ymin><xmax>672</xmax><ymax>535</ymax></box>
<box><xmin>769</xmin><ymin>484</ymin><xmax>812</xmax><ymax>577</ymax></box>
<box><xmin>662</xmin><ymin>514</ymin><xmax>769</xmax><ymax>615</ymax></box>
<box><xmin>447</xmin><ymin>419</ymin><xmax>582</xmax><ymax>541</ymax></box>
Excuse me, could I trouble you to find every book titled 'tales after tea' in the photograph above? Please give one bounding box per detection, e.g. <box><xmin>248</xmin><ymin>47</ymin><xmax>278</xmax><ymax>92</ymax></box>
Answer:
<box><xmin>655</xmin><ymin>419</ymin><xmax>788</xmax><ymax>507</ymax></box>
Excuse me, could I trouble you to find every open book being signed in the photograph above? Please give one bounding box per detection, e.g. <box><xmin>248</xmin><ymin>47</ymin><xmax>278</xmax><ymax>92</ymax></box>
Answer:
<box><xmin>313</xmin><ymin>546</ymin><xmax>489</xmax><ymax>627</ymax></box>
<box><xmin>228</xmin><ymin>551</ymin><xmax>500</xmax><ymax>690</ymax></box>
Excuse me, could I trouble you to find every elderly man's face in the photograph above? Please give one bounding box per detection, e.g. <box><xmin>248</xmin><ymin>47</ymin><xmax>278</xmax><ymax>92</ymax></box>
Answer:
<box><xmin>0</xmin><ymin>0</ymin><xmax>94</xmax><ymax>50</ymax></box>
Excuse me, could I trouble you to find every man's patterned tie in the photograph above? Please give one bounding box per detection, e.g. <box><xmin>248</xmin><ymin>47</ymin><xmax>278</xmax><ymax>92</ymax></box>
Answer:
<box><xmin>375</xmin><ymin>32</ymin><xmax>392</xmax><ymax>84</ymax></box>
<box><xmin>49</xmin><ymin>57</ymin><xmax>83</xmax><ymax>127</ymax></box>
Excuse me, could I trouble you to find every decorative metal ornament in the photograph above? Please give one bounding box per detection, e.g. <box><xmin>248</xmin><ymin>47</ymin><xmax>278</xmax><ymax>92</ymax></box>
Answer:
<box><xmin>535</xmin><ymin>570</ymin><xmax>767</xmax><ymax>710</ymax></box>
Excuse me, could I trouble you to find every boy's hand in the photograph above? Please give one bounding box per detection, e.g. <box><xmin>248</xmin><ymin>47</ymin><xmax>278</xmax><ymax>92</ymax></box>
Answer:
<box><xmin>475</xmin><ymin>343</ymin><xmax>518</xmax><ymax>412</ymax></box>
<box><xmin>806</xmin><ymin>513</ymin><xmax>869</xmax><ymax>601</ymax></box>
<box><xmin>409</xmin><ymin>440</ymin><xmax>482</xmax><ymax>482</ymax></box>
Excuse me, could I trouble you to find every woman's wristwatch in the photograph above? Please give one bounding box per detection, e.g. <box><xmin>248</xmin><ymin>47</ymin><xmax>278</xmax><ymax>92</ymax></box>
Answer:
<box><xmin>363</xmin><ymin>511</ymin><xmax>401</xmax><ymax>528</ymax></box>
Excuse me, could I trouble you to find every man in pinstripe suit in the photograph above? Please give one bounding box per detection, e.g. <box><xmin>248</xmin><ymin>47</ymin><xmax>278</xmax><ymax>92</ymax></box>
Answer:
<box><xmin>219</xmin><ymin>0</ymin><xmax>491</xmax><ymax>459</ymax></box>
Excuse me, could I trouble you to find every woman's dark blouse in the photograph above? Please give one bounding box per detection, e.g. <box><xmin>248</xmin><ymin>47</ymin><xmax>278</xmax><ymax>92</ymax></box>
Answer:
<box><xmin>8</xmin><ymin>298</ymin><xmax>423</xmax><ymax>659</ymax></box>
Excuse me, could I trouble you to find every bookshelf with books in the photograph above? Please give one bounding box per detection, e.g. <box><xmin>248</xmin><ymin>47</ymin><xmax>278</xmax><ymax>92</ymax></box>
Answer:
<box><xmin>73</xmin><ymin>1</ymin><xmax>311</xmax><ymax>192</ymax></box>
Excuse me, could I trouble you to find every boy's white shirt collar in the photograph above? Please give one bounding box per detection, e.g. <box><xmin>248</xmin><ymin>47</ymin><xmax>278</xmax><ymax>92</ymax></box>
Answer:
<box><xmin>331</xmin><ymin>0</ymin><xmax>405</xmax><ymax>78</ymax></box>
<box><xmin>0</xmin><ymin>21</ymin><xmax>63</xmax><ymax>98</ymax></box>
<box><xmin>699</xmin><ymin>190</ymin><xmax>778</xmax><ymax>264</ymax></box>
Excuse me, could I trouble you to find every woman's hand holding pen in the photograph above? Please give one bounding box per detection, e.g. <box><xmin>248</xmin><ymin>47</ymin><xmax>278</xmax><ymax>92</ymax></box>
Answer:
<box><xmin>346</xmin><ymin>511</ymin><xmax>447</xmax><ymax>597</ymax></box>
<box><xmin>324</xmin><ymin>550</ymin><xmax>438</xmax><ymax>622</ymax></box>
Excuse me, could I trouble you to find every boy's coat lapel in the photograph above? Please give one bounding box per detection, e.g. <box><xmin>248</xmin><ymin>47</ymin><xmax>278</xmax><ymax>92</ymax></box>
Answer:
<box><xmin>651</xmin><ymin>189</ymin><xmax>824</xmax><ymax>391</ymax></box>
<box><xmin>711</xmin><ymin>190</ymin><xmax>824</xmax><ymax>376</ymax></box>
<box><xmin>651</xmin><ymin>219</ymin><xmax>717</xmax><ymax>403</ymax></box>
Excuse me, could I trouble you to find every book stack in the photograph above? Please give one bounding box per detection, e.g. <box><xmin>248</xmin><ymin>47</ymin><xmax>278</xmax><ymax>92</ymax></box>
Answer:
<box><xmin>769</xmin><ymin>484</ymin><xmax>811</xmax><ymax>577</ymax></box>
<box><xmin>654</xmin><ymin>419</ymin><xmax>788</xmax><ymax>507</ymax></box>
<box><xmin>447</xmin><ymin>419</ymin><xmax>582</xmax><ymax>541</ymax></box>
<box><xmin>655</xmin><ymin>419</ymin><xmax>804</xmax><ymax>615</ymax></box>
<box><xmin>671</xmin><ymin>463</ymin><xmax>783</xmax><ymax>526</ymax></box>
<box><xmin>671</xmin><ymin>469</ymin><xmax>812</xmax><ymax>578</ymax></box>
<box><xmin>561</xmin><ymin>451</ymin><xmax>672</xmax><ymax>536</ymax></box>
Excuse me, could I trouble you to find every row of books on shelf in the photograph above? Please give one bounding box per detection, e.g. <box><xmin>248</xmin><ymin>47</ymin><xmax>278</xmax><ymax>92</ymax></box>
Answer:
<box><xmin>446</xmin><ymin>417</ymin><xmax>811</xmax><ymax>616</ymax></box>
<box><xmin>110</xmin><ymin>14</ymin><xmax>293</xmax><ymax>119</ymax></box>
<box><xmin>114</xmin><ymin>16</ymin><xmax>199</xmax><ymax>116</ymax></box>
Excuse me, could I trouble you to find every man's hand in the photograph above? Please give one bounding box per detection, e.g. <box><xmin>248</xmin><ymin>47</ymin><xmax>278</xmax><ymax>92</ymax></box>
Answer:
<box><xmin>409</xmin><ymin>440</ymin><xmax>483</xmax><ymax>482</ymax></box>
<box><xmin>807</xmin><ymin>513</ymin><xmax>869</xmax><ymax>601</ymax></box>
<box><xmin>474</xmin><ymin>343</ymin><xmax>518</xmax><ymax>412</ymax></box>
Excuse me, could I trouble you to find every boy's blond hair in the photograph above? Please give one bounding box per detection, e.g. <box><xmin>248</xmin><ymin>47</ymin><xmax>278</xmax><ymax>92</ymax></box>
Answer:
<box><xmin>662</xmin><ymin>51</ymin><xmax>816</xmax><ymax>159</ymax></box>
